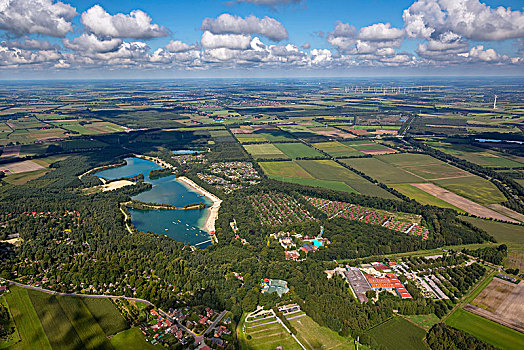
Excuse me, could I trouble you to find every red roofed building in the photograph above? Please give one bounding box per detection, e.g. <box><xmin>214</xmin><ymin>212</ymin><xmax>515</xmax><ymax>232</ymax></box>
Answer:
<box><xmin>364</xmin><ymin>273</ymin><xmax>412</xmax><ymax>299</ymax></box>
<box><xmin>150</xmin><ymin>309</ymin><xmax>158</xmax><ymax>317</ymax></box>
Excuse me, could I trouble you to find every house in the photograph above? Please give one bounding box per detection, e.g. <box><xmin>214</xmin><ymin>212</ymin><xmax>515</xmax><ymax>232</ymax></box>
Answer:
<box><xmin>0</xmin><ymin>286</ymin><xmax>8</xmax><ymax>293</ymax></box>
<box><xmin>285</xmin><ymin>250</ymin><xmax>300</xmax><ymax>260</ymax></box>
<box><xmin>176</xmin><ymin>330</ymin><xmax>183</xmax><ymax>339</ymax></box>
<box><xmin>300</xmin><ymin>244</ymin><xmax>314</xmax><ymax>254</ymax></box>
<box><xmin>150</xmin><ymin>309</ymin><xmax>158</xmax><ymax>317</ymax></box>
<box><xmin>199</xmin><ymin>316</ymin><xmax>208</xmax><ymax>325</ymax></box>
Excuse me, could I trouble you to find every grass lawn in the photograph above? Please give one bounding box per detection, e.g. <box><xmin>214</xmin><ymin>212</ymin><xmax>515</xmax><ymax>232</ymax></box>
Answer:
<box><xmin>403</xmin><ymin>314</ymin><xmax>440</xmax><ymax>331</ymax></box>
<box><xmin>340</xmin><ymin>158</ymin><xmax>422</xmax><ymax>183</ymax></box>
<box><xmin>365</xmin><ymin>317</ymin><xmax>427</xmax><ymax>350</ymax></box>
<box><xmin>273</xmin><ymin>142</ymin><xmax>325</xmax><ymax>159</ymax></box>
<box><xmin>445</xmin><ymin>308</ymin><xmax>524</xmax><ymax>350</ymax></box>
<box><xmin>109</xmin><ymin>328</ymin><xmax>157</xmax><ymax>349</ymax></box>
<box><xmin>434</xmin><ymin>176</ymin><xmax>507</xmax><ymax>205</ymax></box>
<box><xmin>287</xmin><ymin>315</ymin><xmax>354</xmax><ymax>350</ymax></box>
<box><xmin>3</xmin><ymin>286</ymin><xmax>51</xmax><ymax>350</ymax></box>
<box><xmin>391</xmin><ymin>184</ymin><xmax>465</xmax><ymax>212</ymax></box>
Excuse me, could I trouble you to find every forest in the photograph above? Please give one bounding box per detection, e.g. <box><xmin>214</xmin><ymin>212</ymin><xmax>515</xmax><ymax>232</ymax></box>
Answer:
<box><xmin>0</xmin><ymin>130</ymin><xmax>499</xmax><ymax>348</ymax></box>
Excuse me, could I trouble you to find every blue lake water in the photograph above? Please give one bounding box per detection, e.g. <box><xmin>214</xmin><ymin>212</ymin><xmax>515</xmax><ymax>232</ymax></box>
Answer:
<box><xmin>94</xmin><ymin>157</ymin><xmax>212</xmax><ymax>247</ymax></box>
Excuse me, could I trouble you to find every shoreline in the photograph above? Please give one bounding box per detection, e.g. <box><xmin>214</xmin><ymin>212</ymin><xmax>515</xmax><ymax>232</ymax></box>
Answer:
<box><xmin>177</xmin><ymin>176</ymin><xmax>222</xmax><ymax>236</ymax></box>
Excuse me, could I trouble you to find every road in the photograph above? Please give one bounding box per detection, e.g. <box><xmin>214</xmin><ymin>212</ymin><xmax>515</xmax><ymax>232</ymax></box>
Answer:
<box><xmin>204</xmin><ymin>310</ymin><xmax>228</xmax><ymax>335</ymax></box>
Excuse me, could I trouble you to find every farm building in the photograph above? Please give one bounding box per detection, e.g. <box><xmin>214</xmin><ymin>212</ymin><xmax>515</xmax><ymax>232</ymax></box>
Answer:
<box><xmin>364</xmin><ymin>273</ymin><xmax>412</xmax><ymax>299</ymax></box>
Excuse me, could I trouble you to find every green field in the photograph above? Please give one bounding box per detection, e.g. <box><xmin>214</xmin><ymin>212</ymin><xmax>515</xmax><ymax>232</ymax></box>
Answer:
<box><xmin>403</xmin><ymin>314</ymin><xmax>440</xmax><ymax>331</ymax></box>
<box><xmin>365</xmin><ymin>317</ymin><xmax>427</xmax><ymax>350</ymax></box>
<box><xmin>445</xmin><ymin>308</ymin><xmax>524</xmax><ymax>350</ymax></box>
<box><xmin>377</xmin><ymin>153</ymin><xmax>440</xmax><ymax>167</ymax></box>
<box><xmin>3</xmin><ymin>169</ymin><xmax>51</xmax><ymax>185</ymax></box>
<box><xmin>0</xmin><ymin>296</ymin><xmax>21</xmax><ymax>349</ymax></box>
<box><xmin>257</xmin><ymin>131</ymin><xmax>295</xmax><ymax>142</ymax></box>
<box><xmin>460</xmin><ymin>216</ymin><xmax>524</xmax><ymax>244</ymax></box>
<box><xmin>403</xmin><ymin>163</ymin><xmax>470</xmax><ymax>180</ymax></box>
<box><xmin>340</xmin><ymin>158</ymin><xmax>423</xmax><ymax>183</ymax></box>
<box><xmin>273</xmin><ymin>142</ymin><xmax>325</xmax><ymax>159</ymax></box>
<box><xmin>391</xmin><ymin>184</ymin><xmax>465</xmax><ymax>211</ymax></box>
<box><xmin>287</xmin><ymin>315</ymin><xmax>355</xmax><ymax>350</ymax></box>
<box><xmin>3</xmin><ymin>287</ymin><xmax>51</xmax><ymax>350</ymax></box>
<box><xmin>312</xmin><ymin>141</ymin><xmax>362</xmax><ymax>157</ymax></box>
<box><xmin>234</xmin><ymin>134</ymin><xmax>268</xmax><ymax>143</ymax></box>
<box><xmin>3</xmin><ymin>286</ymin><xmax>129</xmax><ymax>350</ymax></box>
<box><xmin>259</xmin><ymin>161</ymin><xmax>313</xmax><ymax>179</ymax></box>
<box><xmin>268</xmin><ymin>176</ymin><xmax>358</xmax><ymax>193</ymax></box>
<box><xmin>434</xmin><ymin>176</ymin><xmax>507</xmax><ymax>205</ymax></box>
<box><xmin>109</xmin><ymin>328</ymin><xmax>157</xmax><ymax>349</ymax></box>
<box><xmin>295</xmin><ymin>159</ymin><xmax>364</xmax><ymax>182</ymax></box>
<box><xmin>243</xmin><ymin>143</ymin><xmax>289</xmax><ymax>159</ymax></box>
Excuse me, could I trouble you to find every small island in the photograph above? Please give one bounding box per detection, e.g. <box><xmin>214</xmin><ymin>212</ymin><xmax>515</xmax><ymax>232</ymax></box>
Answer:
<box><xmin>183</xmin><ymin>202</ymin><xmax>206</xmax><ymax>210</ymax></box>
<box><xmin>149</xmin><ymin>168</ymin><xmax>174</xmax><ymax>179</ymax></box>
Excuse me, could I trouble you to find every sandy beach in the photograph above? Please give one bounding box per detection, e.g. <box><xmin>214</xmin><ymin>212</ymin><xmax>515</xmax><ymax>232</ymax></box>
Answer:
<box><xmin>177</xmin><ymin>176</ymin><xmax>222</xmax><ymax>235</ymax></box>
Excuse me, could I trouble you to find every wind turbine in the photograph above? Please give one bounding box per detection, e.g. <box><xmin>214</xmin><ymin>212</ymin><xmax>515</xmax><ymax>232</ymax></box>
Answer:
<box><xmin>493</xmin><ymin>95</ymin><xmax>498</xmax><ymax>109</ymax></box>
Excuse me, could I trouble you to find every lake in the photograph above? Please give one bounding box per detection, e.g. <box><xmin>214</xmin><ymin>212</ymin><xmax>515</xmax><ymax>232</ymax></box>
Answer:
<box><xmin>94</xmin><ymin>157</ymin><xmax>212</xmax><ymax>247</ymax></box>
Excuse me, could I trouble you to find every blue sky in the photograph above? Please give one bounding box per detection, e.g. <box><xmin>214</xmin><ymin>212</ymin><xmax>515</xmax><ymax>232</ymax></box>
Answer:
<box><xmin>1</xmin><ymin>0</ymin><xmax>523</xmax><ymax>78</ymax></box>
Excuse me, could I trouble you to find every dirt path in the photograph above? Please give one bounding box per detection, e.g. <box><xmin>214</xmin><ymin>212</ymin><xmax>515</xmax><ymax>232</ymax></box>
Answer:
<box><xmin>411</xmin><ymin>183</ymin><xmax>518</xmax><ymax>223</ymax></box>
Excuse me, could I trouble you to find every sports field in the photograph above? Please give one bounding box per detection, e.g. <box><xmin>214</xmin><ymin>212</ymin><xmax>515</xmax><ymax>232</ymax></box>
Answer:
<box><xmin>241</xmin><ymin>314</ymin><xmax>301</xmax><ymax>350</ymax></box>
<box><xmin>365</xmin><ymin>317</ymin><xmax>427</xmax><ymax>350</ymax></box>
<box><xmin>445</xmin><ymin>308</ymin><xmax>524</xmax><ymax>350</ymax></box>
<box><xmin>243</xmin><ymin>143</ymin><xmax>289</xmax><ymax>159</ymax></box>
<box><xmin>287</xmin><ymin>314</ymin><xmax>354</xmax><ymax>350</ymax></box>
<box><xmin>3</xmin><ymin>286</ymin><xmax>128</xmax><ymax>350</ymax></box>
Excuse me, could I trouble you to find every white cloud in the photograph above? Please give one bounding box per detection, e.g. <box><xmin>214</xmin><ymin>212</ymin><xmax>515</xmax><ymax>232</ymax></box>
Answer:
<box><xmin>0</xmin><ymin>46</ymin><xmax>61</xmax><ymax>67</ymax></box>
<box><xmin>0</xmin><ymin>0</ymin><xmax>76</xmax><ymax>37</ymax></box>
<box><xmin>200</xmin><ymin>31</ymin><xmax>252</xmax><ymax>50</ymax></box>
<box><xmin>63</xmin><ymin>34</ymin><xmax>122</xmax><ymax>53</ymax></box>
<box><xmin>301</xmin><ymin>42</ymin><xmax>310</xmax><ymax>49</ymax></box>
<box><xmin>358</xmin><ymin>23</ymin><xmax>404</xmax><ymax>41</ymax></box>
<box><xmin>81</xmin><ymin>5</ymin><xmax>169</xmax><ymax>39</ymax></box>
<box><xmin>201</xmin><ymin>13</ymin><xmax>288</xmax><ymax>41</ymax></box>
<box><xmin>403</xmin><ymin>0</ymin><xmax>524</xmax><ymax>41</ymax></box>
<box><xmin>2</xmin><ymin>39</ymin><xmax>58</xmax><ymax>50</ymax></box>
<box><xmin>460</xmin><ymin>45</ymin><xmax>504</xmax><ymax>62</ymax></box>
<box><xmin>165</xmin><ymin>40</ymin><xmax>194</xmax><ymax>53</ymax></box>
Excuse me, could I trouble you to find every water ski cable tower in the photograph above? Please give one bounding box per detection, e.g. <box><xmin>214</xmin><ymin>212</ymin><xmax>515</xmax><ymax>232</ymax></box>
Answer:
<box><xmin>493</xmin><ymin>95</ymin><xmax>498</xmax><ymax>109</ymax></box>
